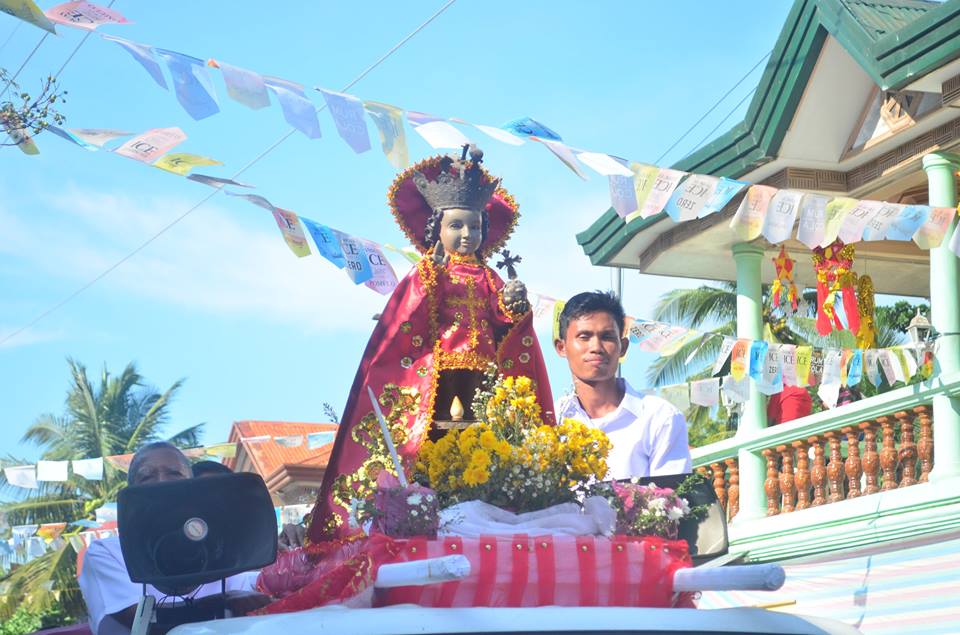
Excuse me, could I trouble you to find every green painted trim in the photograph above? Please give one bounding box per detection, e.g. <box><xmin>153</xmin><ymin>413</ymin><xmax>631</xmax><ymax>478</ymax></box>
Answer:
<box><xmin>691</xmin><ymin>370</ymin><xmax>960</xmax><ymax>468</ymax></box>
<box><xmin>577</xmin><ymin>209</ymin><xmax>670</xmax><ymax>266</ymax></box>
<box><xmin>577</xmin><ymin>0</ymin><xmax>960</xmax><ymax>267</ymax></box>
<box><xmin>729</xmin><ymin>480</ymin><xmax>960</xmax><ymax>562</ymax></box>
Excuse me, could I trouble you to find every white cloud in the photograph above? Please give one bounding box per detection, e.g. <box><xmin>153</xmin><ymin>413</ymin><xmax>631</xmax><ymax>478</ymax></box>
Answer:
<box><xmin>0</xmin><ymin>186</ymin><xmax>400</xmax><ymax>335</ymax></box>
<box><xmin>0</xmin><ymin>325</ymin><xmax>63</xmax><ymax>349</ymax></box>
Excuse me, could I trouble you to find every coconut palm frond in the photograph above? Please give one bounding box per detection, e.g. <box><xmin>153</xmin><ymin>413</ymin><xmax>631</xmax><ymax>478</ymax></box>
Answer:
<box><xmin>0</xmin><ymin>542</ymin><xmax>84</xmax><ymax>620</ymax></box>
<box><xmin>653</xmin><ymin>285</ymin><xmax>737</xmax><ymax>329</ymax></box>
<box><xmin>124</xmin><ymin>378</ymin><xmax>184</xmax><ymax>453</ymax></box>
<box><xmin>166</xmin><ymin>423</ymin><xmax>205</xmax><ymax>450</ymax></box>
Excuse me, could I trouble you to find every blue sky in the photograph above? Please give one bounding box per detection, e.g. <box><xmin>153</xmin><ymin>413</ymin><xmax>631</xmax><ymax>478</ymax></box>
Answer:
<box><xmin>0</xmin><ymin>1</ymin><xmax>792</xmax><ymax>462</ymax></box>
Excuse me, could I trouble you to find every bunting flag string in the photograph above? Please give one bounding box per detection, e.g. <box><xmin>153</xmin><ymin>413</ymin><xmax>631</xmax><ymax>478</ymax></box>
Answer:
<box><xmin>10</xmin><ymin>6</ymin><xmax>958</xmax><ymax>257</ymax></box>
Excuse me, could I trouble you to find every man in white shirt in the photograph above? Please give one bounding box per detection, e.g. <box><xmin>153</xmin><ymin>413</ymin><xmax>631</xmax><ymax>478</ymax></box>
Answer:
<box><xmin>554</xmin><ymin>291</ymin><xmax>692</xmax><ymax>480</ymax></box>
<box><xmin>78</xmin><ymin>442</ymin><xmax>269</xmax><ymax>635</ymax></box>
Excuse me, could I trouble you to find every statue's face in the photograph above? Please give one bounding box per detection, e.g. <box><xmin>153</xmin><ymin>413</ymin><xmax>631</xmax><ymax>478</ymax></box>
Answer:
<box><xmin>439</xmin><ymin>207</ymin><xmax>482</xmax><ymax>255</ymax></box>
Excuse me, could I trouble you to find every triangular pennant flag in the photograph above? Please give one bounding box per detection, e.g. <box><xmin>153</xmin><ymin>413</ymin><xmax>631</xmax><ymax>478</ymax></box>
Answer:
<box><xmin>361</xmin><ymin>240</ymin><xmax>399</xmax><ymax>296</ymax></box>
<box><xmin>663</xmin><ymin>174</ymin><xmax>719</xmax><ymax>222</ymax></box>
<box><xmin>730</xmin><ymin>185</ymin><xmax>777</xmax><ymax>241</ymax></box>
<box><xmin>797</xmin><ymin>193</ymin><xmax>829</xmax><ymax>249</ymax></box>
<box><xmin>820</xmin><ymin>197</ymin><xmax>858</xmax><ymax>247</ymax></box>
<box><xmin>225</xmin><ymin>191</ymin><xmax>276</xmax><ymax>211</ymax></box>
<box><xmin>300</xmin><ymin>216</ymin><xmax>346</xmax><ymax>268</ymax></box>
<box><xmin>45</xmin><ymin>2</ymin><xmax>129</xmax><ymax>30</ymax></box>
<box><xmin>153</xmin><ymin>152</ymin><xmax>222</xmax><ymax>176</ymax></box>
<box><xmin>274</xmin><ymin>435</ymin><xmax>303</xmax><ymax>448</ymax></box>
<box><xmin>660</xmin><ymin>384</ymin><xmax>690</xmax><ymax>412</ymax></box>
<box><xmin>575</xmin><ymin>152</ymin><xmax>633</xmax><ymax>177</ymax></box>
<box><xmin>864</xmin><ymin>349</ymin><xmax>882</xmax><ymax>387</ymax></box>
<box><xmin>712</xmin><ymin>337</ymin><xmax>736</xmax><ymax>376</ymax></box>
<box><xmin>45</xmin><ymin>125</ymin><xmax>99</xmax><ymax>151</ymax></box>
<box><xmin>690</xmin><ymin>377</ymin><xmax>720</xmax><ymax>407</ymax></box>
<box><xmin>334</xmin><ymin>231</ymin><xmax>373</xmax><ymax>284</ymax></box>
<box><xmin>3</xmin><ymin>466</ymin><xmax>38</xmax><ymax>489</ymax></box>
<box><xmin>730</xmin><ymin>339</ymin><xmax>751</xmax><ymax>381</ymax></box>
<box><xmin>637</xmin><ymin>169</ymin><xmax>686</xmax><ymax>220</ymax></box>
<box><xmin>847</xmin><ymin>349</ymin><xmax>863</xmax><ymax>386</ymax></box>
<box><xmin>748</xmin><ymin>340</ymin><xmax>768</xmax><ymax>382</ymax></box>
<box><xmin>501</xmin><ymin>117</ymin><xmax>561</xmax><ymax>141</ymax></box>
<box><xmin>263</xmin><ymin>76</ymin><xmax>322</xmax><ymax>139</ymax></box>
<box><xmin>626</xmin><ymin>164</ymin><xmax>659</xmax><ymax>222</ymax></box>
<box><xmin>808</xmin><ymin>349</ymin><xmax>824</xmax><ymax>385</ymax></box>
<box><xmin>862</xmin><ymin>203</ymin><xmax>904</xmax><ymax>241</ymax></box>
<box><xmin>837</xmin><ymin>200</ymin><xmax>884</xmax><ymax>244</ymax></box>
<box><xmin>795</xmin><ymin>345</ymin><xmax>812</xmax><ymax>387</ymax></box>
<box><xmin>318</xmin><ymin>89</ymin><xmax>371</xmax><ymax>154</ymax></box>
<box><xmin>779</xmin><ymin>344</ymin><xmax>798</xmax><ymax>386</ymax></box>
<box><xmin>408</xmin><ymin>116</ymin><xmax>471</xmax><ymax>150</ymax></box>
<box><xmin>913</xmin><ymin>207</ymin><xmax>955</xmax><ymax>249</ymax></box>
<box><xmin>364</xmin><ymin>101</ymin><xmax>409</xmax><ymax>168</ymax></box>
<box><xmin>271</xmin><ymin>208</ymin><xmax>311</xmax><ymax>258</ymax></box>
<box><xmin>102</xmin><ymin>35</ymin><xmax>168</xmax><ymax>89</ymax></box>
<box><xmin>214</xmin><ymin>60</ymin><xmax>270</xmax><ymax>110</ymax></box>
<box><xmin>1</xmin><ymin>117</ymin><xmax>39</xmax><ymax>154</ymax></box>
<box><xmin>187</xmin><ymin>174</ymin><xmax>253</xmax><ymax>188</ymax></box>
<box><xmin>762</xmin><ymin>190</ymin><xmax>803</xmax><ymax>244</ymax></box>
<box><xmin>701</xmin><ymin>177</ymin><xmax>748</xmax><ymax>218</ymax></box>
<box><xmin>36</xmin><ymin>460</ymin><xmax>68</xmax><ymax>482</ymax></box>
<box><xmin>722</xmin><ymin>375</ymin><xmax>750</xmax><ymax>403</ymax></box>
<box><xmin>67</xmin><ymin>128</ymin><xmax>133</xmax><ymax>148</ymax></box>
<box><xmin>154</xmin><ymin>49</ymin><xmax>220</xmax><ymax>120</ymax></box>
<box><xmin>878</xmin><ymin>349</ymin><xmax>899</xmax><ymax>385</ymax></box>
<box><xmin>71</xmin><ymin>457</ymin><xmax>103</xmax><ymax>481</ymax></box>
<box><xmin>886</xmin><ymin>205</ymin><xmax>930</xmax><ymax>241</ymax></box>
<box><xmin>472</xmin><ymin>123</ymin><xmax>525</xmax><ymax>146</ymax></box>
<box><xmin>114</xmin><ymin>127</ymin><xmax>186</xmax><ymax>163</ymax></box>
<box><xmin>1</xmin><ymin>0</ymin><xmax>56</xmax><ymax>32</ymax></box>
<box><xmin>609</xmin><ymin>173</ymin><xmax>638</xmax><ymax>219</ymax></box>
<box><xmin>307</xmin><ymin>431</ymin><xmax>336</xmax><ymax>449</ymax></box>
<box><xmin>756</xmin><ymin>345</ymin><xmax>783</xmax><ymax>395</ymax></box>
<box><xmin>536</xmin><ymin>138</ymin><xmax>588</xmax><ymax>180</ymax></box>
<box><xmin>204</xmin><ymin>443</ymin><xmax>237</xmax><ymax>458</ymax></box>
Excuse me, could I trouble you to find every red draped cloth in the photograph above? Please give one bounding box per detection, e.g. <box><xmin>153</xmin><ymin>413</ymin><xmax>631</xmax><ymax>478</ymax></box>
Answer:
<box><xmin>255</xmin><ymin>534</ymin><xmax>694</xmax><ymax>613</ymax></box>
<box><xmin>307</xmin><ymin>254</ymin><xmax>554</xmax><ymax>543</ymax></box>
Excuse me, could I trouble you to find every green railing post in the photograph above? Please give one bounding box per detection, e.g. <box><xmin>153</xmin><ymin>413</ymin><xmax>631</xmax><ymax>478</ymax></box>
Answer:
<box><xmin>923</xmin><ymin>153</ymin><xmax>960</xmax><ymax>482</ymax></box>
<box><xmin>733</xmin><ymin>242</ymin><xmax>768</xmax><ymax>521</ymax></box>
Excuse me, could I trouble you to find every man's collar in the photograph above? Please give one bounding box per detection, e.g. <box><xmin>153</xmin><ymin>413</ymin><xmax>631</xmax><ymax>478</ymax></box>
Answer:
<box><xmin>617</xmin><ymin>378</ymin><xmax>646</xmax><ymax>418</ymax></box>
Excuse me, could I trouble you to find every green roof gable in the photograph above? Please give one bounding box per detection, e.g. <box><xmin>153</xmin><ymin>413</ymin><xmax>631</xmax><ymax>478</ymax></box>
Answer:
<box><xmin>578</xmin><ymin>0</ymin><xmax>960</xmax><ymax>267</ymax></box>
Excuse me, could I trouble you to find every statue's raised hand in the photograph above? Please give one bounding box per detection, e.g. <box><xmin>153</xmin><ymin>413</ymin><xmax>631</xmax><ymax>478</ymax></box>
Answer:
<box><xmin>432</xmin><ymin>240</ymin><xmax>450</xmax><ymax>266</ymax></box>
<box><xmin>501</xmin><ymin>278</ymin><xmax>530</xmax><ymax>316</ymax></box>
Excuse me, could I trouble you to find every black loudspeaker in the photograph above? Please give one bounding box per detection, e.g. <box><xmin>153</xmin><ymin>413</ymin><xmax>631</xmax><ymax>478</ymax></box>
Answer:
<box><xmin>628</xmin><ymin>472</ymin><xmax>729</xmax><ymax>565</ymax></box>
<box><xmin>118</xmin><ymin>473</ymin><xmax>277</xmax><ymax>593</ymax></box>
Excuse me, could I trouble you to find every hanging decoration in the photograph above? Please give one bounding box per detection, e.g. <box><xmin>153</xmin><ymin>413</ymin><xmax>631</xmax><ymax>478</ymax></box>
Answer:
<box><xmin>770</xmin><ymin>246</ymin><xmax>799</xmax><ymax>315</ymax></box>
<box><xmin>811</xmin><ymin>239</ymin><xmax>859</xmax><ymax>336</ymax></box>
<box><xmin>856</xmin><ymin>274</ymin><xmax>876</xmax><ymax>349</ymax></box>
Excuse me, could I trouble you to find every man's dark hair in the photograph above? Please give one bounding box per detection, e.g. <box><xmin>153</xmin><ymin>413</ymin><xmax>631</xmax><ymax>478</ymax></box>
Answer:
<box><xmin>127</xmin><ymin>441</ymin><xmax>191</xmax><ymax>486</ymax></box>
<box><xmin>192</xmin><ymin>460</ymin><xmax>233</xmax><ymax>478</ymax></box>
<box><xmin>558</xmin><ymin>290</ymin><xmax>626</xmax><ymax>340</ymax></box>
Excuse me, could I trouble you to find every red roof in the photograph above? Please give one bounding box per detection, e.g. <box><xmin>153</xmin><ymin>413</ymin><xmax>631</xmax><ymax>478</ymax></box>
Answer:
<box><xmin>226</xmin><ymin>420</ymin><xmax>338</xmax><ymax>478</ymax></box>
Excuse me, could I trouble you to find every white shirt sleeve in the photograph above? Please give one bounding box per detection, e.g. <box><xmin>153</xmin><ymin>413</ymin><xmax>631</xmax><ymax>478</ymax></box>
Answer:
<box><xmin>647</xmin><ymin>408</ymin><xmax>693</xmax><ymax>477</ymax></box>
<box><xmin>78</xmin><ymin>538</ymin><xmax>142</xmax><ymax>635</ymax></box>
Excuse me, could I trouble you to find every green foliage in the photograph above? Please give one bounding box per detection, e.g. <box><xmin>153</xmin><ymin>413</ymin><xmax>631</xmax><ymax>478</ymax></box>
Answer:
<box><xmin>0</xmin><ymin>68</ymin><xmax>67</xmax><ymax>148</ymax></box>
<box><xmin>876</xmin><ymin>300</ymin><xmax>929</xmax><ymax>338</ymax></box>
<box><xmin>0</xmin><ymin>359</ymin><xmax>203</xmax><ymax>620</ymax></box>
<box><xmin>0</xmin><ymin>604</ymin><xmax>73</xmax><ymax>635</ymax></box>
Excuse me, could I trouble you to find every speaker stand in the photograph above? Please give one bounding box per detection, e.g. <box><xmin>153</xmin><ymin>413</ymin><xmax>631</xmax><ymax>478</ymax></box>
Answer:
<box><xmin>130</xmin><ymin>587</ymin><xmax>155</xmax><ymax>635</ymax></box>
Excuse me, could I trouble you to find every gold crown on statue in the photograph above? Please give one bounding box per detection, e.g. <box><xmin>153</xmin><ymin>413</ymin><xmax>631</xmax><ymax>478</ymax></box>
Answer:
<box><xmin>412</xmin><ymin>145</ymin><xmax>500</xmax><ymax>213</ymax></box>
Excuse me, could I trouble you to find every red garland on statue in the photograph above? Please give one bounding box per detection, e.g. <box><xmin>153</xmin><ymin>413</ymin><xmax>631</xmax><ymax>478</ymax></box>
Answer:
<box><xmin>811</xmin><ymin>239</ymin><xmax>860</xmax><ymax>336</ymax></box>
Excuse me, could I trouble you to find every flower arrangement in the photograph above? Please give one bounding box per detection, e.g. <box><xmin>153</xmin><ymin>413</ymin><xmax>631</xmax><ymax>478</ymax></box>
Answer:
<box><xmin>416</xmin><ymin>374</ymin><xmax>611</xmax><ymax>512</ymax></box>
<box><xmin>589</xmin><ymin>475</ymin><xmax>708</xmax><ymax>539</ymax></box>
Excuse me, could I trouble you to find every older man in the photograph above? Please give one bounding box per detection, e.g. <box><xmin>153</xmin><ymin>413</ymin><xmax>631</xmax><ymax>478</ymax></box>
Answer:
<box><xmin>78</xmin><ymin>442</ymin><xmax>270</xmax><ymax>635</ymax></box>
<box><xmin>554</xmin><ymin>291</ymin><xmax>692</xmax><ymax>480</ymax></box>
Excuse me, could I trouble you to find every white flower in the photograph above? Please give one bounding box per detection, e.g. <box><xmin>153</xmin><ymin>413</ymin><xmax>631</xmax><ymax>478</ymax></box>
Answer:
<box><xmin>667</xmin><ymin>507</ymin><xmax>684</xmax><ymax>521</ymax></box>
<box><xmin>406</xmin><ymin>493</ymin><xmax>423</xmax><ymax>505</ymax></box>
<box><xmin>410</xmin><ymin>509</ymin><xmax>419</xmax><ymax>516</ymax></box>
<box><xmin>680</xmin><ymin>498</ymin><xmax>691</xmax><ymax>514</ymax></box>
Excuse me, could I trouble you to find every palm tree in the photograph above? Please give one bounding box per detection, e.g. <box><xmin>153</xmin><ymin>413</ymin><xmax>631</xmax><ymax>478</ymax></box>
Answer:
<box><xmin>0</xmin><ymin>359</ymin><xmax>204</xmax><ymax>620</ymax></box>
<box><xmin>645</xmin><ymin>283</ymin><xmax>923</xmax><ymax>442</ymax></box>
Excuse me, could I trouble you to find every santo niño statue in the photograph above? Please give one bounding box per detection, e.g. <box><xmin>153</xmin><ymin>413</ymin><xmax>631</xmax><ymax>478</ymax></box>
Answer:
<box><xmin>308</xmin><ymin>146</ymin><xmax>555</xmax><ymax>542</ymax></box>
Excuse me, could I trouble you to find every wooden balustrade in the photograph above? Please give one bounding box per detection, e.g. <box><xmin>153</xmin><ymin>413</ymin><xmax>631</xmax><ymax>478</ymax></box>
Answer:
<box><xmin>697</xmin><ymin>460</ymin><xmax>740</xmax><ymax>522</ymax></box>
<box><xmin>756</xmin><ymin>406</ymin><xmax>935</xmax><ymax>517</ymax></box>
